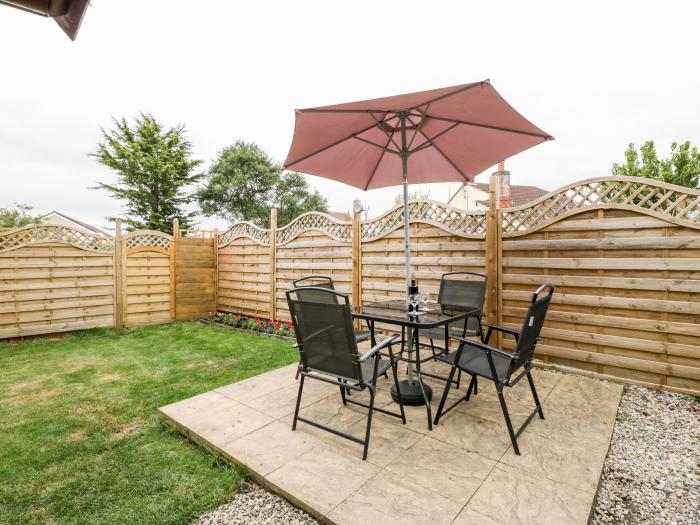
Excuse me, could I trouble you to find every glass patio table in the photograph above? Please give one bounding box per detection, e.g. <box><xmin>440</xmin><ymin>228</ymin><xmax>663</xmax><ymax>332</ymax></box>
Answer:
<box><xmin>352</xmin><ymin>299</ymin><xmax>479</xmax><ymax>430</ymax></box>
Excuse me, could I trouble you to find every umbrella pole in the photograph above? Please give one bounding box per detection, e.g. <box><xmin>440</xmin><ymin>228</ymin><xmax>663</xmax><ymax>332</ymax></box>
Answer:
<box><xmin>400</xmin><ymin>114</ymin><xmax>416</xmax><ymax>387</ymax></box>
<box><xmin>399</xmin><ymin>113</ymin><xmax>412</xmax><ymax>301</ymax></box>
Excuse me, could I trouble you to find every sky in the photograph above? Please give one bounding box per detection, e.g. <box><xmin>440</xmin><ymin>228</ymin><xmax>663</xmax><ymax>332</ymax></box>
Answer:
<box><xmin>1</xmin><ymin>0</ymin><xmax>698</xmax><ymax>231</ymax></box>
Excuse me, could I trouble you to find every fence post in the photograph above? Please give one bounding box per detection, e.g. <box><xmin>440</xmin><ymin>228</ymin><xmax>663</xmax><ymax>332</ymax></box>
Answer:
<box><xmin>113</xmin><ymin>219</ymin><xmax>124</xmax><ymax>328</ymax></box>
<box><xmin>485</xmin><ymin>175</ymin><xmax>500</xmax><ymax>331</ymax></box>
<box><xmin>269</xmin><ymin>208</ymin><xmax>278</xmax><ymax>321</ymax></box>
<box><xmin>352</xmin><ymin>201</ymin><xmax>363</xmax><ymax>328</ymax></box>
<box><xmin>170</xmin><ymin>219</ymin><xmax>179</xmax><ymax>321</ymax></box>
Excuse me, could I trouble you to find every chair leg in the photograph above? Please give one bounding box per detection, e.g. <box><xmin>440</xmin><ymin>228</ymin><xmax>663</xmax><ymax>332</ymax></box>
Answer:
<box><xmin>339</xmin><ymin>379</ymin><xmax>347</xmax><ymax>405</ymax></box>
<box><xmin>496</xmin><ymin>385</ymin><xmax>520</xmax><ymax>455</ymax></box>
<box><xmin>474</xmin><ymin>376</ymin><xmax>478</xmax><ymax>395</ymax></box>
<box><xmin>434</xmin><ymin>364</ymin><xmax>458</xmax><ymax>425</ymax></box>
<box><xmin>363</xmin><ymin>386</ymin><xmax>376</xmax><ymax>460</ymax></box>
<box><xmin>464</xmin><ymin>374</ymin><xmax>476</xmax><ymax>401</ymax></box>
<box><xmin>527</xmin><ymin>371</ymin><xmax>545</xmax><ymax>419</ymax></box>
<box><xmin>455</xmin><ymin>367</ymin><xmax>462</xmax><ymax>389</ymax></box>
<box><xmin>292</xmin><ymin>375</ymin><xmax>305</xmax><ymax>431</ymax></box>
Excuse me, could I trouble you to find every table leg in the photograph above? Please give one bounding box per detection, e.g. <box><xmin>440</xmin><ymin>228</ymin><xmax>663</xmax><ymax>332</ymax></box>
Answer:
<box><xmin>390</xmin><ymin>326</ymin><xmax>434</xmax><ymax>427</ymax></box>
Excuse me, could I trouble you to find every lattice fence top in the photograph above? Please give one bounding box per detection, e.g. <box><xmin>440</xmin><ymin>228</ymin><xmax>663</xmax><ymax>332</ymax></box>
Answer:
<box><xmin>125</xmin><ymin>230</ymin><xmax>173</xmax><ymax>250</ymax></box>
<box><xmin>276</xmin><ymin>212</ymin><xmax>352</xmax><ymax>245</ymax></box>
<box><xmin>0</xmin><ymin>224</ymin><xmax>114</xmax><ymax>253</ymax></box>
<box><xmin>218</xmin><ymin>222</ymin><xmax>271</xmax><ymax>247</ymax></box>
<box><xmin>501</xmin><ymin>176</ymin><xmax>700</xmax><ymax>236</ymax></box>
<box><xmin>362</xmin><ymin>199</ymin><xmax>486</xmax><ymax>241</ymax></box>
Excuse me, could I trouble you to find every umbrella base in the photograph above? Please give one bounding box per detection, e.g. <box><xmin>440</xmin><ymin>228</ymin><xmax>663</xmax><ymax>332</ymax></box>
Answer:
<box><xmin>391</xmin><ymin>380</ymin><xmax>433</xmax><ymax>406</ymax></box>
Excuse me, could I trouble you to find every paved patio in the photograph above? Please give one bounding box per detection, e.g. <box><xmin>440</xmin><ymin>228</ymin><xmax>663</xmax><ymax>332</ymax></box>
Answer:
<box><xmin>159</xmin><ymin>347</ymin><xmax>623</xmax><ymax>525</ymax></box>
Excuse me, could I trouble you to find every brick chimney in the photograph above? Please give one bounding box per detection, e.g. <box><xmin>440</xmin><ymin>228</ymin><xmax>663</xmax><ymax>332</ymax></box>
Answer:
<box><xmin>494</xmin><ymin>160</ymin><xmax>510</xmax><ymax>208</ymax></box>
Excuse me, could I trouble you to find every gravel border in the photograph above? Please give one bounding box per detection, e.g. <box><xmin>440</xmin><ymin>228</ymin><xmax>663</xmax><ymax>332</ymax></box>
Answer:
<box><xmin>592</xmin><ymin>385</ymin><xmax>700</xmax><ymax>524</ymax></box>
<box><xmin>193</xmin><ymin>481</ymin><xmax>317</xmax><ymax>525</ymax></box>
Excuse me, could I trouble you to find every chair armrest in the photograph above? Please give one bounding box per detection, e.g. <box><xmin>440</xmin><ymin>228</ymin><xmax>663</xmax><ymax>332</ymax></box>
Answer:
<box><xmin>452</xmin><ymin>336</ymin><xmax>515</xmax><ymax>360</ymax></box>
<box><xmin>483</xmin><ymin>323</ymin><xmax>520</xmax><ymax>337</ymax></box>
<box><xmin>359</xmin><ymin>334</ymin><xmax>399</xmax><ymax>362</ymax></box>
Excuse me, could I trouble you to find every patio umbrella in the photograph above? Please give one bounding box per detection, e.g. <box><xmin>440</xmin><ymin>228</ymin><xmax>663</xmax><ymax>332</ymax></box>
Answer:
<box><xmin>284</xmin><ymin>80</ymin><xmax>553</xmax><ymax>296</ymax></box>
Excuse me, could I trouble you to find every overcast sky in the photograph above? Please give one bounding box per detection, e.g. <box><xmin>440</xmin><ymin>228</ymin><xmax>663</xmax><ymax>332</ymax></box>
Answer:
<box><xmin>1</xmin><ymin>0</ymin><xmax>698</xmax><ymax>231</ymax></box>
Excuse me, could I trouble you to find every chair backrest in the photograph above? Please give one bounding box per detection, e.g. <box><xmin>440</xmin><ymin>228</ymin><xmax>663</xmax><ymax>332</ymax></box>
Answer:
<box><xmin>292</xmin><ymin>275</ymin><xmax>338</xmax><ymax>304</ymax></box>
<box><xmin>438</xmin><ymin>272</ymin><xmax>487</xmax><ymax>316</ymax></box>
<box><xmin>512</xmin><ymin>284</ymin><xmax>554</xmax><ymax>370</ymax></box>
<box><xmin>286</xmin><ymin>287</ymin><xmax>362</xmax><ymax>381</ymax></box>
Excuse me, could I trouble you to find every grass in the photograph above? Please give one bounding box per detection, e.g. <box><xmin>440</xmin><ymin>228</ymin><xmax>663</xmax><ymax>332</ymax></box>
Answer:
<box><xmin>0</xmin><ymin>322</ymin><xmax>298</xmax><ymax>525</ymax></box>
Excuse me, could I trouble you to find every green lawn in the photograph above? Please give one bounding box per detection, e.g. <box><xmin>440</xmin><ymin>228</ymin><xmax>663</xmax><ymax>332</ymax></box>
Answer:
<box><xmin>0</xmin><ymin>322</ymin><xmax>297</xmax><ymax>525</ymax></box>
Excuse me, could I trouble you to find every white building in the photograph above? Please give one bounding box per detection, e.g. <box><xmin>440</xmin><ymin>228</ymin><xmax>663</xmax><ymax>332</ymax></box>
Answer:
<box><xmin>447</xmin><ymin>181</ymin><xmax>549</xmax><ymax>211</ymax></box>
<box><xmin>38</xmin><ymin>211</ymin><xmax>112</xmax><ymax>237</ymax></box>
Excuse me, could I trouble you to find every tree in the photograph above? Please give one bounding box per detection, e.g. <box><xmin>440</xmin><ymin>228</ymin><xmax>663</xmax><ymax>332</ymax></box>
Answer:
<box><xmin>198</xmin><ymin>141</ymin><xmax>328</xmax><ymax>227</ymax></box>
<box><xmin>0</xmin><ymin>203</ymin><xmax>42</xmax><ymax>228</ymax></box>
<box><xmin>92</xmin><ymin>114</ymin><xmax>203</xmax><ymax>233</ymax></box>
<box><xmin>392</xmin><ymin>190</ymin><xmax>431</xmax><ymax>206</ymax></box>
<box><xmin>612</xmin><ymin>141</ymin><xmax>700</xmax><ymax>189</ymax></box>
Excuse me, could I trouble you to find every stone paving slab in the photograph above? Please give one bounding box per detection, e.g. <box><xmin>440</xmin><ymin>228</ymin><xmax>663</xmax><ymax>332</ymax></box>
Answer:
<box><xmin>159</xmin><ymin>358</ymin><xmax>623</xmax><ymax>525</ymax></box>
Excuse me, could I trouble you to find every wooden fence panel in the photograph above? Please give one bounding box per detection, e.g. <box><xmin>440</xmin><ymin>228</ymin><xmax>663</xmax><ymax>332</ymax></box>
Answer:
<box><xmin>500</xmin><ymin>177</ymin><xmax>700</xmax><ymax>395</ymax></box>
<box><xmin>123</xmin><ymin>231</ymin><xmax>174</xmax><ymax>327</ymax></box>
<box><xmin>0</xmin><ymin>226</ymin><xmax>114</xmax><ymax>338</ymax></box>
<box><xmin>273</xmin><ymin>212</ymin><xmax>352</xmax><ymax>320</ymax></box>
<box><xmin>217</xmin><ymin>223</ymin><xmax>271</xmax><ymax>318</ymax></box>
<box><xmin>175</xmin><ymin>237</ymin><xmax>216</xmax><ymax>320</ymax></box>
<box><xmin>212</xmin><ymin>177</ymin><xmax>700</xmax><ymax>395</ymax></box>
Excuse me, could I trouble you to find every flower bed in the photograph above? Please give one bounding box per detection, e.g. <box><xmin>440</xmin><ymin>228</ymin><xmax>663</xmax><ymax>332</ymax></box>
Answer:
<box><xmin>204</xmin><ymin>312</ymin><xmax>295</xmax><ymax>339</ymax></box>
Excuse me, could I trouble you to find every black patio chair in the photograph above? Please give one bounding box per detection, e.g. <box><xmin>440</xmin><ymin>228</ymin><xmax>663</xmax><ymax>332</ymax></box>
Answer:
<box><xmin>433</xmin><ymin>284</ymin><xmax>554</xmax><ymax>455</ymax></box>
<box><xmin>287</xmin><ymin>287</ymin><xmax>406</xmax><ymax>460</ymax></box>
<box><xmin>418</xmin><ymin>272</ymin><xmax>487</xmax><ymax>388</ymax></box>
<box><xmin>293</xmin><ymin>275</ymin><xmax>371</xmax><ymax>343</ymax></box>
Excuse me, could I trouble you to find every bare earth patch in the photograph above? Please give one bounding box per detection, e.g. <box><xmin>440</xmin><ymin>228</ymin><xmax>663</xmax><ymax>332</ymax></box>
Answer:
<box><xmin>98</xmin><ymin>373</ymin><xmax>124</xmax><ymax>382</ymax></box>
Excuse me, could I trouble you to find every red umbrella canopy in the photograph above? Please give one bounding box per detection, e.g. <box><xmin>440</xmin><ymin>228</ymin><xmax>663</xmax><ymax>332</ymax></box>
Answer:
<box><xmin>284</xmin><ymin>80</ymin><xmax>553</xmax><ymax>190</ymax></box>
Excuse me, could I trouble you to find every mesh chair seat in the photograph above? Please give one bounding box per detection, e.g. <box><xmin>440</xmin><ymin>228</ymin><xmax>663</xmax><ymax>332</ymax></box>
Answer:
<box><xmin>437</xmin><ymin>345</ymin><xmax>513</xmax><ymax>382</ymax></box>
<box><xmin>360</xmin><ymin>356</ymin><xmax>392</xmax><ymax>383</ymax></box>
<box><xmin>421</xmin><ymin>317</ymin><xmax>481</xmax><ymax>341</ymax></box>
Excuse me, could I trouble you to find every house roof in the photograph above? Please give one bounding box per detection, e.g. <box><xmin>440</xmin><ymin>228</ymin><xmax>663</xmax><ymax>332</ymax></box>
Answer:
<box><xmin>39</xmin><ymin>211</ymin><xmax>112</xmax><ymax>237</ymax></box>
<box><xmin>458</xmin><ymin>182</ymin><xmax>549</xmax><ymax>208</ymax></box>
<box><xmin>327</xmin><ymin>211</ymin><xmax>351</xmax><ymax>221</ymax></box>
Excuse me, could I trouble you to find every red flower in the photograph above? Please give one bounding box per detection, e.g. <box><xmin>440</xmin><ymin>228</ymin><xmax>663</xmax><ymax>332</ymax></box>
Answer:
<box><xmin>235</xmin><ymin>314</ymin><xmax>241</xmax><ymax>320</ymax></box>
<box><xmin>207</xmin><ymin>313</ymin><xmax>213</xmax><ymax>317</ymax></box>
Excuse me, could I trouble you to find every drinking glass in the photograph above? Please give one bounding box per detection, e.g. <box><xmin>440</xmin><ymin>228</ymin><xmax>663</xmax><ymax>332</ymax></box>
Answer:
<box><xmin>420</xmin><ymin>292</ymin><xmax>430</xmax><ymax>311</ymax></box>
<box><xmin>409</xmin><ymin>294</ymin><xmax>419</xmax><ymax>312</ymax></box>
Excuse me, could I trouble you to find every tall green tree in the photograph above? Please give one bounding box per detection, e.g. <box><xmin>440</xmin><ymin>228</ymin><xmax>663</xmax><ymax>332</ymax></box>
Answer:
<box><xmin>612</xmin><ymin>141</ymin><xmax>700</xmax><ymax>189</ymax></box>
<box><xmin>92</xmin><ymin>114</ymin><xmax>203</xmax><ymax>233</ymax></box>
<box><xmin>198</xmin><ymin>141</ymin><xmax>328</xmax><ymax>227</ymax></box>
<box><xmin>0</xmin><ymin>203</ymin><xmax>42</xmax><ymax>228</ymax></box>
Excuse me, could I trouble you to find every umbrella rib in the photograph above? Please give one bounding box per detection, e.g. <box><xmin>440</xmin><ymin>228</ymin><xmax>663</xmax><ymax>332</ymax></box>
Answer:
<box><xmin>414</xmin><ymin>126</ymin><xmax>472</xmax><ymax>182</ymax></box>
<box><xmin>362</xmin><ymin>135</ymin><xmax>393</xmax><ymax>191</ymax></box>
<box><xmin>409</xmin><ymin>122</ymin><xmax>460</xmax><ymax>154</ymax></box>
<box><xmin>353</xmin><ymin>135</ymin><xmax>400</xmax><ymax>154</ymax></box>
<box><xmin>369</xmin><ymin>112</ymin><xmax>402</xmax><ymax>152</ymax></box>
<box><xmin>424</xmin><ymin>114</ymin><xmax>553</xmax><ymax>139</ymax></box>
<box><xmin>284</xmin><ymin>119</ymin><xmax>385</xmax><ymax>168</ymax></box>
